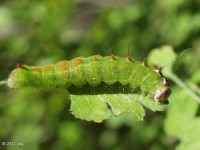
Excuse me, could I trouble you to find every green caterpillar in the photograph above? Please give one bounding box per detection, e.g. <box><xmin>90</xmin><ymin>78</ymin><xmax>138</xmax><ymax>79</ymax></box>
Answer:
<box><xmin>6</xmin><ymin>55</ymin><xmax>171</xmax><ymax>102</ymax></box>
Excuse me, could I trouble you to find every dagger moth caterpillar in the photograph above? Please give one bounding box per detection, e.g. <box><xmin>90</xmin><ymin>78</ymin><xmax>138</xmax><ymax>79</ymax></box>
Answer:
<box><xmin>6</xmin><ymin>55</ymin><xmax>171</xmax><ymax>102</ymax></box>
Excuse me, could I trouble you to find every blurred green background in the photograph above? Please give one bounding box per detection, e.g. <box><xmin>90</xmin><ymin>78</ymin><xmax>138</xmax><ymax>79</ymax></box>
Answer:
<box><xmin>0</xmin><ymin>0</ymin><xmax>200</xmax><ymax>150</ymax></box>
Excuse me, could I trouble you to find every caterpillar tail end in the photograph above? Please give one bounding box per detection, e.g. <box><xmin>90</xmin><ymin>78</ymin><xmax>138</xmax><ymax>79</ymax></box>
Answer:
<box><xmin>0</xmin><ymin>79</ymin><xmax>14</xmax><ymax>88</ymax></box>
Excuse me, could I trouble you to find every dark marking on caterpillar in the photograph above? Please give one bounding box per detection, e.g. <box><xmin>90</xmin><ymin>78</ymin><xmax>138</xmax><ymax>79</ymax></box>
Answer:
<box><xmin>111</xmin><ymin>54</ymin><xmax>116</xmax><ymax>60</ymax></box>
<box><xmin>6</xmin><ymin>55</ymin><xmax>171</xmax><ymax>102</ymax></box>
<box><xmin>106</xmin><ymin>101</ymin><xmax>112</xmax><ymax>110</ymax></box>
<box><xmin>154</xmin><ymin>66</ymin><xmax>163</xmax><ymax>76</ymax></box>
<box><xmin>126</xmin><ymin>55</ymin><xmax>133</xmax><ymax>62</ymax></box>
<box><xmin>16</xmin><ymin>63</ymin><xmax>28</xmax><ymax>70</ymax></box>
<box><xmin>105</xmin><ymin>101</ymin><xmax>118</xmax><ymax>117</ymax></box>
<box><xmin>141</xmin><ymin>58</ymin><xmax>147</xmax><ymax>67</ymax></box>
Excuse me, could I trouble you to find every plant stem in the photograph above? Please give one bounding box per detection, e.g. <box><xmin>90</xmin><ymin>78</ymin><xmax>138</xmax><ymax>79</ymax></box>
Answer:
<box><xmin>169</xmin><ymin>73</ymin><xmax>200</xmax><ymax>103</ymax></box>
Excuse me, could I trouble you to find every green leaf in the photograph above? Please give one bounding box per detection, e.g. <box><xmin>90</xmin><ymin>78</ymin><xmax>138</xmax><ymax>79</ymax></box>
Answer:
<box><xmin>164</xmin><ymin>87</ymin><xmax>198</xmax><ymax>138</ymax></box>
<box><xmin>176</xmin><ymin>118</ymin><xmax>200</xmax><ymax>150</ymax></box>
<box><xmin>164</xmin><ymin>87</ymin><xmax>199</xmax><ymax>150</ymax></box>
<box><xmin>69</xmin><ymin>83</ymin><xmax>167</xmax><ymax>122</ymax></box>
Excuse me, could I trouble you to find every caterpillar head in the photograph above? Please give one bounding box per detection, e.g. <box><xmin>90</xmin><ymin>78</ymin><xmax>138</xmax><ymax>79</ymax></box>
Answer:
<box><xmin>153</xmin><ymin>74</ymin><xmax>171</xmax><ymax>103</ymax></box>
<box><xmin>154</xmin><ymin>86</ymin><xmax>171</xmax><ymax>102</ymax></box>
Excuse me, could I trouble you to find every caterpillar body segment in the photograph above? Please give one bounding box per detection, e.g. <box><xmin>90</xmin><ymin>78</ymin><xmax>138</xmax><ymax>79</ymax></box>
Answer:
<box><xmin>6</xmin><ymin>55</ymin><xmax>171</xmax><ymax>102</ymax></box>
